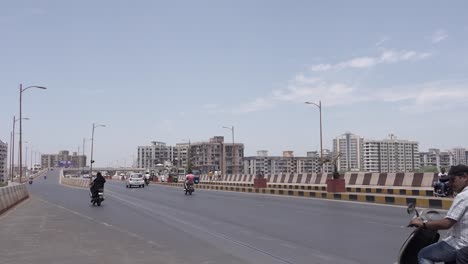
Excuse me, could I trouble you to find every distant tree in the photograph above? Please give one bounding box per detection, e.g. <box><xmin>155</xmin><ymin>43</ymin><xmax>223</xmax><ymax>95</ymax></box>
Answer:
<box><xmin>419</xmin><ymin>166</ymin><xmax>439</xmax><ymax>173</ymax></box>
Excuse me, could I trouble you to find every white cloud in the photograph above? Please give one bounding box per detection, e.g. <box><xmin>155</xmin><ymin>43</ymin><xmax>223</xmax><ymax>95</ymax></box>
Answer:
<box><xmin>309</xmin><ymin>49</ymin><xmax>431</xmax><ymax>72</ymax></box>
<box><xmin>376</xmin><ymin>80</ymin><xmax>468</xmax><ymax>112</ymax></box>
<box><xmin>431</xmin><ymin>30</ymin><xmax>448</xmax><ymax>43</ymax></box>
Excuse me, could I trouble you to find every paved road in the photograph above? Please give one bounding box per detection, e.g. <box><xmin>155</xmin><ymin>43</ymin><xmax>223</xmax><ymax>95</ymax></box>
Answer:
<box><xmin>0</xmin><ymin>169</ymin><xmax>440</xmax><ymax>264</ymax></box>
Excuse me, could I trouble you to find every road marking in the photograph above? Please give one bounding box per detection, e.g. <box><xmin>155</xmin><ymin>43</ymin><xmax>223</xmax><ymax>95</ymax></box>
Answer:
<box><xmin>34</xmin><ymin>197</ymin><xmax>163</xmax><ymax>248</ymax></box>
<box><xmin>106</xmin><ymin>190</ymin><xmax>297</xmax><ymax>264</ymax></box>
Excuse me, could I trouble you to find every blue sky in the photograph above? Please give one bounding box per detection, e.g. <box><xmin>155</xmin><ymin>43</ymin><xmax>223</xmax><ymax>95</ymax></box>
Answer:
<box><xmin>1</xmin><ymin>1</ymin><xmax>468</xmax><ymax>167</ymax></box>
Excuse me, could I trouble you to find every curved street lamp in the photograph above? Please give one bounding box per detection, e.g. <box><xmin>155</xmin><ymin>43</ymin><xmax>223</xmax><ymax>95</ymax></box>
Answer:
<box><xmin>305</xmin><ymin>100</ymin><xmax>323</xmax><ymax>173</ymax></box>
<box><xmin>89</xmin><ymin>123</ymin><xmax>106</xmax><ymax>181</ymax></box>
<box><xmin>19</xmin><ymin>84</ymin><xmax>47</xmax><ymax>183</ymax></box>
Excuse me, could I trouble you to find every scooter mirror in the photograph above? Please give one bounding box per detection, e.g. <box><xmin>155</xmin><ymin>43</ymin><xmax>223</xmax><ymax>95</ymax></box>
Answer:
<box><xmin>407</xmin><ymin>203</ymin><xmax>416</xmax><ymax>214</ymax></box>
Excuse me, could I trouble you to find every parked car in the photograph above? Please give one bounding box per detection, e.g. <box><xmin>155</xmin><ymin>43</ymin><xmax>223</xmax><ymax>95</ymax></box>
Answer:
<box><xmin>126</xmin><ymin>173</ymin><xmax>145</xmax><ymax>188</ymax></box>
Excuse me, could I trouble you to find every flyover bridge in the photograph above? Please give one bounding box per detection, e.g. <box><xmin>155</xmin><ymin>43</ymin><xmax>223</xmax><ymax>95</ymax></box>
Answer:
<box><xmin>0</xmin><ymin>169</ymin><xmax>448</xmax><ymax>263</ymax></box>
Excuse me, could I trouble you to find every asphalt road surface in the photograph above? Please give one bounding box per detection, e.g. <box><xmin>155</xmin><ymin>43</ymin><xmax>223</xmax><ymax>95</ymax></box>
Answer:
<box><xmin>0</xmin><ymin>169</ymin><xmax>439</xmax><ymax>264</ymax></box>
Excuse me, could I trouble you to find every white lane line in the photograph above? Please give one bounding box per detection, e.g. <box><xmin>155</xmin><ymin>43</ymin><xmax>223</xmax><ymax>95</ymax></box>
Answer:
<box><xmin>106</xmin><ymin>190</ymin><xmax>298</xmax><ymax>264</ymax></box>
<box><xmin>34</xmin><ymin>197</ymin><xmax>162</xmax><ymax>248</ymax></box>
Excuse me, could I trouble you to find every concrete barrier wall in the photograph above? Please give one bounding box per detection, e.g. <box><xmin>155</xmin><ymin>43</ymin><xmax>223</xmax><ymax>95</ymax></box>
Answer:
<box><xmin>198</xmin><ymin>172</ymin><xmax>438</xmax><ymax>187</ymax></box>
<box><xmin>0</xmin><ymin>184</ymin><xmax>29</xmax><ymax>215</ymax></box>
<box><xmin>60</xmin><ymin>169</ymin><xmax>90</xmax><ymax>188</ymax></box>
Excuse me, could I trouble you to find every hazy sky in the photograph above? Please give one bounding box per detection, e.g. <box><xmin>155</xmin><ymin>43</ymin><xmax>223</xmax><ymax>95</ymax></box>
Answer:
<box><xmin>1</xmin><ymin>1</ymin><xmax>468</xmax><ymax>167</ymax></box>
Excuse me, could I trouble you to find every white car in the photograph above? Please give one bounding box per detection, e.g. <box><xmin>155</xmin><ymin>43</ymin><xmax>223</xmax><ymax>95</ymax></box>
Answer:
<box><xmin>126</xmin><ymin>173</ymin><xmax>145</xmax><ymax>188</ymax></box>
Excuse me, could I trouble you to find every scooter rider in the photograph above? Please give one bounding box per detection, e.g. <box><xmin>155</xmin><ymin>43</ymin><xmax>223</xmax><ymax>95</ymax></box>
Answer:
<box><xmin>184</xmin><ymin>169</ymin><xmax>195</xmax><ymax>190</ymax></box>
<box><xmin>410</xmin><ymin>164</ymin><xmax>468</xmax><ymax>264</ymax></box>
<box><xmin>435</xmin><ymin>167</ymin><xmax>449</xmax><ymax>195</ymax></box>
<box><xmin>90</xmin><ymin>172</ymin><xmax>106</xmax><ymax>199</ymax></box>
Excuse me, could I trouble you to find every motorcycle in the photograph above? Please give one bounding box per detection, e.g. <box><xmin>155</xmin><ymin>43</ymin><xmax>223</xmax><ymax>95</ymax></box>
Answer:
<box><xmin>184</xmin><ymin>182</ymin><xmax>194</xmax><ymax>195</ymax></box>
<box><xmin>28</xmin><ymin>179</ymin><xmax>33</xmax><ymax>184</ymax></box>
<box><xmin>398</xmin><ymin>203</ymin><xmax>443</xmax><ymax>264</ymax></box>
<box><xmin>144</xmin><ymin>178</ymin><xmax>149</xmax><ymax>187</ymax></box>
<box><xmin>44</xmin><ymin>175</ymin><xmax>47</xmax><ymax>180</ymax></box>
<box><xmin>90</xmin><ymin>188</ymin><xmax>105</xmax><ymax>206</ymax></box>
<box><xmin>433</xmin><ymin>180</ymin><xmax>453</xmax><ymax>197</ymax></box>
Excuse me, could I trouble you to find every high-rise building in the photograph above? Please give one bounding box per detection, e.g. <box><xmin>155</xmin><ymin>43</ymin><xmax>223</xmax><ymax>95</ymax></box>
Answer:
<box><xmin>333</xmin><ymin>132</ymin><xmax>364</xmax><ymax>172</ymax></box>
<box><xmin>0</xmin><ymin>140</ymin><xmax>7</xmax><ymax>181</ymax></box>
<box><xmin>137</xmin><ymin>142</ymin><xmax>174</xmax><ymax>170</ymax></box>
<box><xmin>363</xmin><ymin>134</ymin><xmax>420</xmax><ymax>173</ymax></box>
<box><xmin>452</xmin><ymin>148</ymin><xmax>467</xmax><ymax>165</ymax></box>
<box><xmin>41</xmin><ymin>150</ymin><xmax>87</xmax><ymax>169</ymax></box>
<box><xmin>189</xmin><ymin>136</ymin><xmax>244</xmax><ymax>174</ymax></box>
<box><xmin>244</xmin><ymin>150</ymin><xmax>322</xmax><ymax>174</ymax></box>
<box><xmin>419</xmin><ymin>148</ymin><xmax>453</xmax><ymax>170</ymax></box>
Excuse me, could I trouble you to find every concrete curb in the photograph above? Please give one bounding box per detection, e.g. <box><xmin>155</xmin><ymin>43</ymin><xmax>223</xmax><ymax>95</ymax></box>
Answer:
<box><xmin>59</xmin><ymin>169</ymin><xmax>89</xmax><ymax>189</ymax></box>
<box><xmin>199</xmin><ymin>182</ymin><xmax>435</xmax><ymax>197</ymax></box>
<box><xmin>157</xmin><ymin>182</ymin><xmax>453</xmax><ymax>210</ymax></box>
<box><xmin>0</xmin><ymin>184</ymin><xmax>29</xmax><ymax>216</ymax></box>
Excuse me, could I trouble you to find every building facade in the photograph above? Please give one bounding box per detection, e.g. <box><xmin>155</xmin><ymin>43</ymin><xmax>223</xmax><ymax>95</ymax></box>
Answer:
<box><xmin>41</xmin><ymin>150</ymin><xmax>87</xmax><ymax>169</ymax></box>
<box><xmin>189</xmin><ymin>136</ymin><xmax>244</xmax><ymax>174</ymax></box>
<box><xmin>244</xmin><ymin>150</ymin><xmax>323</xmax><ymax>175</ymax></box>
<box><xmin>0</xmin><ymin>140</ymin><xmax>7</xmax><ymax>181</ymax></box>
<box><xmin>333</xmin><ymin>132</ymin><xmax>364</xmax><ymax>172</ymax></box>
<box><xmin>362</xmin><ymin>134</ymin><xmax>420</xmax><ymax>173</ymax></box>
<box><xmin>137</xmin><ymin>137</ymin><xmax>244</xmax><ymax>174</ymax></box>
<box><xmin>137</xmin><ymin>141</ymin><xmax>174</xmax><ymax>169</ymax></box>
<box><xmin>419</xmin><ymin>148</ymin><xmax>454</xmax><ymax>170</ymax></box>
<box><xmin>452</xmin><ymin>148</ymin><xmax>467</xmax><ymax>166</ymax></box>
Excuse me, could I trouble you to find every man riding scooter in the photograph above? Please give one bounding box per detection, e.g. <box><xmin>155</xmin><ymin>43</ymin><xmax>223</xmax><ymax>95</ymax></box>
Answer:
<box><xmin>90</xmin><ymin>172</ymin><xmax>106</xmax><ymax>202</ymax></box>
<box><xmin>184</xmin><ymin>169</ymin><xmax>195</xmax><ymax>193</ymax></box>
<box><xmin>434</xmin><ymin>167</ymin><xmax>450</xmax><ymax>196</ymax></box>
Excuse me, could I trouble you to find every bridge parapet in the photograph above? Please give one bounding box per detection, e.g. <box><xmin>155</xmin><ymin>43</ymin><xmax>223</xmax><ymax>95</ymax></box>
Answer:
<box><xmin>195</xmin><ymin>172</ymin><xmax>438</xmax><ymax>188</ymax></box>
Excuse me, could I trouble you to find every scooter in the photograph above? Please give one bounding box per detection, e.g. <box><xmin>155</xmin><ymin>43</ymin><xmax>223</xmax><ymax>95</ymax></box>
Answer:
<box><xmin>184</xmin><ymin>183</ymin><xmax>194</xmax><ymax>195</ymax></box>
<box><xmin>90</xmin><ymin>188</ymin><xmax>105</xmax><ymax>206</ymax></box>
<box><xmin>433</xmin><ymin>181</ymin><xmax>453</xmax><ymax>197</ymax></box>
<box><xmin>397</xmin><ymin>203</ymin><xmax>443</xmax><ymax>264</ymax></box>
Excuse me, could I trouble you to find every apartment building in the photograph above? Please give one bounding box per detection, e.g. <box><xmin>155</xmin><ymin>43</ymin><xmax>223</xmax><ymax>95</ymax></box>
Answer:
<box><xmin>41</xmin><ymin>150</ymin><xmax>87</xmax><ymax>168</ymax></box>
<box><xmin>452</xmin><ymin>148</ymin><xmax>467</xmax><ymax>166</ymax></box>
<box><xmin>363</xmin><ymin>134</ymin><xmax>420</xmax><ymax>173</ymax></box>
<box><xmin>0</xmin><ymin>140</ymin><xmax>7</xmax><ymax>181</ymax></box>
<box><xmin>137</xmin><ymin>141</ymin><xmax>174</xmax><ymax>170</ymax></box>
<box><xmin>244</xmin><ymin>150</ymin><xmax>323</xmax><ymax>174</ymax></box>
<box><xmin>419</xmin><ymin>148</ymin><xmax>453</xmax><ymax>170</ymax></box>
<box><xmin>333</xmin><ymin>132</ymin><xmax>364</xmax><ymax>172</ymax></box>
<box><xmin>189</xmin><ymin>136</ymin><xmax>244</xmax><ymax>174</ymax></box>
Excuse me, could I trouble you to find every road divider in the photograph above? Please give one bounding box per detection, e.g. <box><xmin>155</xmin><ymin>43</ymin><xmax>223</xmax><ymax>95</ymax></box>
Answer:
<box><xmin>0</xmin><ymin>183</ymin><xmax>29</xmax><ymax>215</ymax></box>
<box><xmin>157</xmin><ymin>182</ymin><xmax>453</xmax><ymax>210</ymax></box>
<box><xmin>60</xmin><ymin>169</ymin><xmax>89</xmax><ymax>188</ymax></box>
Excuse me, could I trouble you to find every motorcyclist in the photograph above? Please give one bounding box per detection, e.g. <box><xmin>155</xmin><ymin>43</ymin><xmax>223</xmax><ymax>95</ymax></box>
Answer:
<box><xmin>435</xmin><ymin>167</ymin><xmax>449</xmax><ymax>196</ymax></box>
<box><xmin>410</xmin><ymin>164</ymin><xmax>468</xmax><ymax>263</ymax></box>
<box><xmin>144</xmin><ymin>172</ymin><xmax>150</xmax><ymax>185</ymax></box>
<box><xmin>184</xmin><ymin>169</ymin><xmax>195</xmax><ymax>190</ymax></box>
<box><xmin>90</xmin><ymin>172</ymin><xmax>106</xmax><ymax>199</ymax></box>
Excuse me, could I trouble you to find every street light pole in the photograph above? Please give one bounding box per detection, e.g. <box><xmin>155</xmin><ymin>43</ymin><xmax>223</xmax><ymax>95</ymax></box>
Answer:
<box><xmin>19</xmin><ymin>84</ymin><xmax>46</xmax><ymax>183</ymax></box>
<box><xmin>305</xmin><ymin>100</ymin><xmax>323</xmax><ymax>173</ymax></box>
<box><xmin>89</xmin><ymin>123</ymin><xmax>106</xmax><ymax>181</ymax></box>
<box><xmin>222</xmin><ymin>126</ymin><xmax>235</xmax><ymax>174</ymax></box>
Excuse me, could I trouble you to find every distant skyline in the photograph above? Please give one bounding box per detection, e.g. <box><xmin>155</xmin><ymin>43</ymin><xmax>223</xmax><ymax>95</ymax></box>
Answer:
<box><xmin>1</xmin><ymin>1</ymin><xmax>468</xmax><ymax>167</ymax></box>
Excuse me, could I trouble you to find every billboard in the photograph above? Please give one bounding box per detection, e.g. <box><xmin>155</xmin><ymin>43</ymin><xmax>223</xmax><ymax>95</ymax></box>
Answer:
<box><xmin>57</xmin><ymin>160</ymin><xmax>72</xmax><ymax>168</ymax></box>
